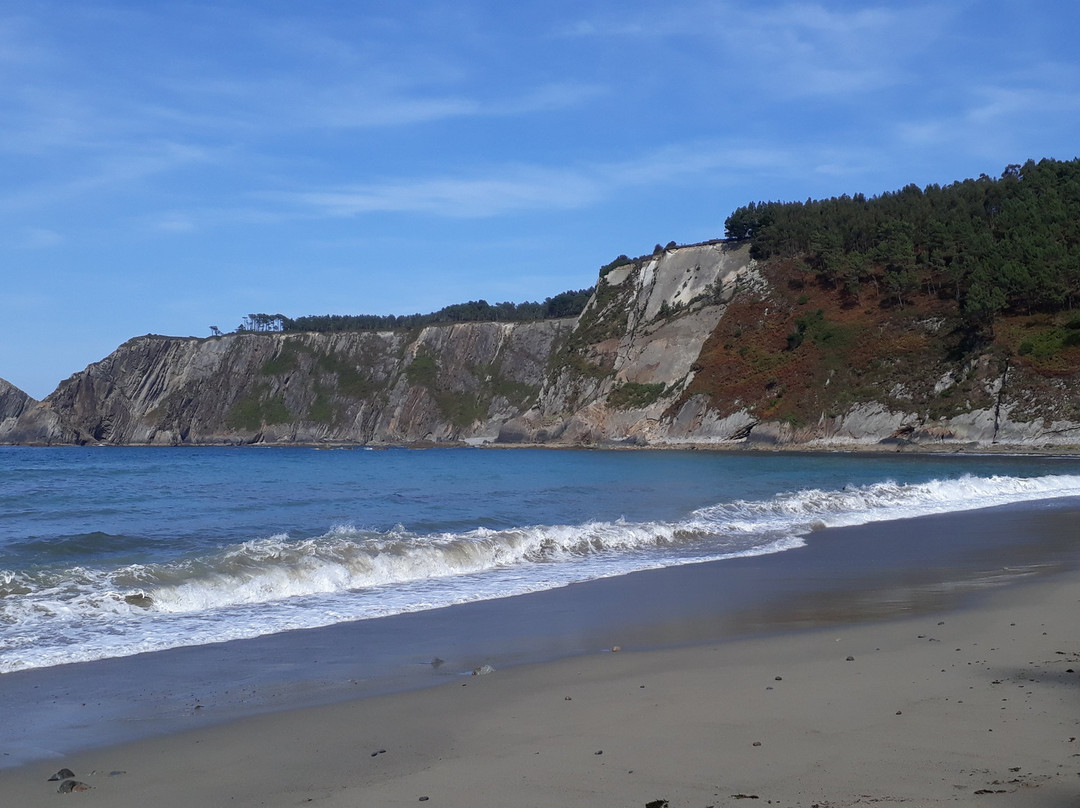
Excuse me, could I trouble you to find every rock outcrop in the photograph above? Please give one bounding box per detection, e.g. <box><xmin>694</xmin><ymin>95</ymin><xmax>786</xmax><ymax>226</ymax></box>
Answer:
<box><xmin>0</xmin><ymin>377</ymin><xmax>34</xmax><ymax>421</ymax></box>
<box><xmin>0</xmin><ymin>378</ymin><xmax>78</xmax><ymax>445</ymax></box>
<box><xmin>5</xmin><ymin>240</ymin><xmax>1080</xmax><ymax>450</ymax></box>
<box><xmin>3</xmin><ymin>320</ymin><xmax>570</xmax><ymax>446</ymax></box>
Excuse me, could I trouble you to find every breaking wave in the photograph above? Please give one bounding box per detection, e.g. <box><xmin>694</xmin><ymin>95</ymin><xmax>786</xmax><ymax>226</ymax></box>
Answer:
<box><xmin>3</xmin><ymin>473</ymin><xmax>1079</xmax><ymax>671</ymax></box>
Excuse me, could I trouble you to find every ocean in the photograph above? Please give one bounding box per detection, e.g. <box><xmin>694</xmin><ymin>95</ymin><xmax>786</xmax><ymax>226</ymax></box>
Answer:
<box><xmin>3</xmin><ymin>445</ymin><xmax>1079</xmax><ymax>676</ymax></box>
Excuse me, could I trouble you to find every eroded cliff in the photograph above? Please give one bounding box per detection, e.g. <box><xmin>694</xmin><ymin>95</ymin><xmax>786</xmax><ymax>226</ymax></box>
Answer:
<box><xmin>6</xmin><ymin>240</ymin><xmax>1080</xmax><ymax>450</ymax></box>
<box><xmin>4</xmin><ymin>319</ymin><xmax>569</xmax><ymax>446</ymax></box>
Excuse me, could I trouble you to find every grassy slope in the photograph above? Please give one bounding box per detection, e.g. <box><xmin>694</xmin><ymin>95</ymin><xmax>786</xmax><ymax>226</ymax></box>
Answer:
<box><xmin>681</xmin><ymin>258</ymin><xmax>1080</xmax><ymax>428</ymax></box>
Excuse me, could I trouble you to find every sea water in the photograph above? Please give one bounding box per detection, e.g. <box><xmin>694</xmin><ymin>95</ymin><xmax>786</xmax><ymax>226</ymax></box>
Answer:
<box><xmin>2</xmin><ymin>446</ymin><xmax>1080</xmax><ymax>674</ymax></box>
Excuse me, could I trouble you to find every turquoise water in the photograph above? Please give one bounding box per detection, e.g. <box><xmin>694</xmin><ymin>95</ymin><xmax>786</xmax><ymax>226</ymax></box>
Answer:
<box><xmin>2</xmin><ymin>446</ymin><xmax>1079</xmax><ymax>673</ymax></box>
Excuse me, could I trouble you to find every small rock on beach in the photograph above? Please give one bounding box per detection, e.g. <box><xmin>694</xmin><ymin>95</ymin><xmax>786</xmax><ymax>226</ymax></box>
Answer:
<box><xmin>57</xmin><ymin>780</ymin><xmax>91</xmax><ymax>793</ymax></box>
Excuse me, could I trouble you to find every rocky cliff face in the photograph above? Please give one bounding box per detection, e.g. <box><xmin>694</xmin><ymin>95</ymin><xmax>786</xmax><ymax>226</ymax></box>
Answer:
<box><xmin>2</xmin><ymin>319</ymin><xmax>569</xmax><ymax>445</ymax></box>
<box><xmin>6</xmin><ymin>241</ymin><xmax>1080</xmax><ymax>450</ymax></box>
<box><xmin>500</xmin><ymin>241</ymin><xmax>755</xmax><ymax>444</ymax></box>
<box><xmin>0</xmin><ymin>377</ymin><xmax>33</xmax><ymax>421</ymax></box>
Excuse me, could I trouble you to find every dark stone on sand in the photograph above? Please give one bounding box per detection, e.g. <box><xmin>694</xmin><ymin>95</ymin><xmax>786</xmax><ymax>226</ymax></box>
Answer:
<box><xmin>594</xmin><ymin>750</ymin><xmax>603</xmax><ymax>755</ymax></box>
<box><xmin>846</xmin><ymin>656</ymin><xmax>855</xmax><ymax>661</ymax></box>
<box><xmin>57</xmin><ymin>780</ymin><xmax>90</xmax><ymax>793</ymax></box>
<box><xmin>419</xmin><ymin>797</ymin><xmax>429</xmax><ymax>802</ymax></box>
<box><xmin>645</xmin><ymin>800</ymin><xmax>670</xmax><ymax>808</ymax></box>
<box><xmin>752</xmin><ymin>741</ymin><xmax>762</xmax><ymax>747</ymax></box>
<box><xmin>49</xmin><ymin>768</ymin><xmax>75</xmax><ymax>781</ymax></box>
<box><xmin>774</xmin><ymin>676</ymin><xmax>782</xmax><ymax>681</ymax></box>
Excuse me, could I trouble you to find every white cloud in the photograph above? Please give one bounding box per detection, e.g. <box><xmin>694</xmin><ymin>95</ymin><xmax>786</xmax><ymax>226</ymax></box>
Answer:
<box><xmin>966</xmin><ymin>83</ymin><xmax>1080</xmax><ymax>125</ymax></box>
<box><xmin>562</xmin><ymin>1</ymin><xmax>952</xmax><ymax>99</ymax></box>
<box><xmin>895</xmin><ymin>71</ymin><xmax>1080</xmax><ymax>159</ymax></box>
<box><xmin>285</xmin><ymin>170</ymin><xmax>603</xmax><ymax>219</ymax></box>
<box><xmin>272</xmin><ymin>140</ymin><xmax>804</xmax><ymax>220</ymax></box>
<box><xmin>0</xmin><ymin>141</ymin><xmax>214</xmax><ymax>214</ymax></box>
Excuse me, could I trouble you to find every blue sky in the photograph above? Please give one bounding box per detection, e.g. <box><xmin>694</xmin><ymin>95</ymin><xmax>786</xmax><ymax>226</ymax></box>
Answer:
<box><xmin>2</xmin><ymin>1</ymin><xmax>1078</xmax><ymax>399</ymax></box>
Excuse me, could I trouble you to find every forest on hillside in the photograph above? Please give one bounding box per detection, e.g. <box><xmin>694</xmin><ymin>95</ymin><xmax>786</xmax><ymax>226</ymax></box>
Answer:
<box><xmin>724</xmin><ymin>157</ymin><xmax>1080</xmax><ymax>326</ymax></box>
<box><xmin>239</xmin><ymin>158</ymin><xmax>1079</xmax><ymax>337</ymax></box>
<box><xmin>238</xmin><ymin>288</ymin><xmax>594</xmax><ymax>333</ymax></box>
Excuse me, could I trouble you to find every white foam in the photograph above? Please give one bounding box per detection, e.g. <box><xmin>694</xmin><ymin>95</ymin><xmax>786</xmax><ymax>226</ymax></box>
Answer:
<box><xmin>3</xmin><ymin>473</ymin><xmax>1079</xmax><ymax>673</ymax></box>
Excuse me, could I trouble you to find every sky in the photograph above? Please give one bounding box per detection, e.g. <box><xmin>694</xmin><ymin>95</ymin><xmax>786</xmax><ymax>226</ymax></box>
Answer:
<box><xmin>2</xmin><ymin>1</ymin><xmax>1078</xmax><ymax>399</ymax></box>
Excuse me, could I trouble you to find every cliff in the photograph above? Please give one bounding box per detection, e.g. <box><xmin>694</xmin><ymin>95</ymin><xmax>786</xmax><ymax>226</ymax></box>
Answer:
<box><xmin>1</xmin><ymin>319</ymin><xmax>569</xmax><ymax>446</ymax></box>
<box><xmin>0</xmin><ymin>377</ymin><xmax>33</xmax><ymax>421</ymax></box>
<box><xmin>5</xmin><ymin>241</ymin><xmax>1080</xmax><ymax>450</ymax></box>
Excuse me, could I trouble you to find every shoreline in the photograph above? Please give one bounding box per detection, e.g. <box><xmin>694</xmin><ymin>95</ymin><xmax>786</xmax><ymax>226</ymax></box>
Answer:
<box><xmin>7</xmin><ymin>439</ymin><xmax>1080</xmax><ymax>457</ymax></box>
<box><xmin>2</xmin><ymin>548</ymin><xmax>1078</xmax><ymax>806</ymax></box>
<box><xmin>2</xmin><ymin>499</ymin><xmax>1080</xmax><ymax>805</ymax></box>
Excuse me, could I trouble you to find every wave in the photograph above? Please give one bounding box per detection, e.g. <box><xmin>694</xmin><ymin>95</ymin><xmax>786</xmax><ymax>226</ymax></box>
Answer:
<box><xmin>2</xmin><ymin>472</ymin><xmax>1079</xmax><ymax>671</ymax></box>
<box><xmin>691</xmin><ymin>472</ymin><xmax>1080</xmax><ymax>532</ymax></box>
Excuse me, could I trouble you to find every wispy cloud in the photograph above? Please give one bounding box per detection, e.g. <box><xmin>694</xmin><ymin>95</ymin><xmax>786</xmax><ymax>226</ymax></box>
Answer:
<box><xmin>281</xmin><ymin>169</ymin><xmax>603</xmax><ymax>219</ymax></box>
<box><xmin>896</xmin><ymin>65</ymin><xmax>1080</xmax><ymax>159</ymax></box>
<box><xmin>561</xmin><ymin>1</ymin><xmax>952</xmax><ymax>99</ymax></box>
<box><xmin>0</xmin><ymin>141</ymin><xmax>215</xmax><ymax>214</ymax></box>
<box><xmin>271</xmin><ymin>140</ymin><xmax>802</xmax><ymax>220</ymax></box>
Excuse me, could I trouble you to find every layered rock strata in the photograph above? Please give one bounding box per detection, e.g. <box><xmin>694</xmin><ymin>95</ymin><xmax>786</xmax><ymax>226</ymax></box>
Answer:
<box><xmin>5</xmin><ymin>241</ymin><xmax>1080</xmax><ymax>451</ymax></box>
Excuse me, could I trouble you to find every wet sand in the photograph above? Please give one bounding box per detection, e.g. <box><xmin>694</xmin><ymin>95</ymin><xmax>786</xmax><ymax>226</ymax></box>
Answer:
<box><xmin>2</xmin><ymin>502</ymin><xmax>1079</xmax><ymax>806</ymax></box>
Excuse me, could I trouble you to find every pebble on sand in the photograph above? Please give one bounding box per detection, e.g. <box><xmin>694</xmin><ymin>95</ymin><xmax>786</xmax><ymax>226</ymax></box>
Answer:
<box><xmin>48</xmin><ymin>768</ymin><xmax>75</xmax><ymax>782</ymax></box>
<box><xmin>57</xmin><ymin>780</ymin><xmax>91</xmax><ymax>793</ymax></box>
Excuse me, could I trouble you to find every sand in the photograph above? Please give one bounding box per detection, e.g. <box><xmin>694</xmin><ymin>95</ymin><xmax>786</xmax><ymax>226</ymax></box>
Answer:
<box><xmin>3</xmin><ymin>564</ymin><xmax>1078</xmax><ymax>808</ymax></box>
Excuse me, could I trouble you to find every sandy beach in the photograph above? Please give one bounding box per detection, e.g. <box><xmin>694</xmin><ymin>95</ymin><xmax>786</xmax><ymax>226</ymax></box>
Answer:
<box><xmin>3</xmin><ymin>549</ymin><xmax>1079</xmax><ymax>807</ymax></box>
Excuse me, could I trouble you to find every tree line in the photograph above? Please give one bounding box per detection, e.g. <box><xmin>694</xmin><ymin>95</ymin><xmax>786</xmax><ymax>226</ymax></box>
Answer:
<box><xmin>235</xmin><ymin>287</ymin><xmax>594</xmax><ymax>334</ymax></box>
<box><xmin>724</xmin><ymin>157</ymin><xmax>1080</xmax><ymax>324</ymax></box>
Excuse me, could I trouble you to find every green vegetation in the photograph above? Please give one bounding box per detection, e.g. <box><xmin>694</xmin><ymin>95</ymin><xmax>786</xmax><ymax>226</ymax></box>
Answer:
<box><xmin>226</xmin><ymin>391</ymin><xmax>291</xmax><ymax>430</ymax></box>
<box><xmin>548</xmin><ymin>273</ymin><xmax>634</xmax><ymax>383</ymax></box>
<box><xmin>725</xmin><ymin>158</ymin><xmax>1080</xmax><ymax>327</ymax></box>
<box><xmin>315</xmin><ymin>352</ymin><xmax>373</xmax><ymax>398</ymax></box>
<box><xmin>399</xmin><ymin>353</ymin><xmax>539</xmax><ymax>428</ymax></box>
<box><xmin>241</xmin><ymin>288</ymin><xmax>594</xmax><ymax>335</ymax></box>
<box><xmin>607</xmin><ymin>382</ymin><xmax>667</xmax><ymax>409</ymax></box>
<box><xmin>599</xmin><ymin>254</ymin><xmax>634</xmax><ymax>277</ymax></box>
<box><xmin>785</xmin><ymin>310</ymin><xmax>857</xmax><ymax>354</ymax></box>
<box><xmin>260</xmin><ymin>341</ymin><xmax>314</xmax><ymax>376</ymax></box>
<box><xmin>405</xmin><ymin>353</ymin><xmax>438</xmax><ymax>386</ymax></box>
<box><xmin>432</xmin><ymin>391</ymin><xmax>487</xmax><ymax>428</ymax></box>
<box><xmin>305</xmin><ymin>390</ymin><xmax>334</xmax><ymax>425</ymax></box>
